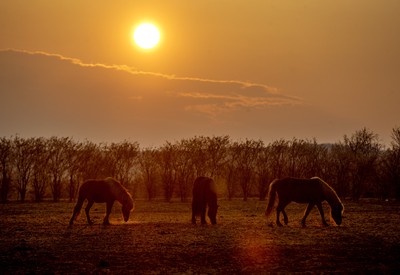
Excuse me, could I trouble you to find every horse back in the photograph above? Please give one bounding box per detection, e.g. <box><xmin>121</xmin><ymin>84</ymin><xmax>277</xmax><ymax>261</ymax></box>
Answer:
<box><xmin>275</xmin><ymin>177</ymin><xmax>325</xmax><ymax>203</ymax></box>
<box><xmin>79</xmin><ymin>179</ymin><xmax>117</xmax><ymax>203</ymax></box>
<box><xmin>192</xmin><ymin>177</ymin><xmax>217</xmax><ymax>207</ymax></box>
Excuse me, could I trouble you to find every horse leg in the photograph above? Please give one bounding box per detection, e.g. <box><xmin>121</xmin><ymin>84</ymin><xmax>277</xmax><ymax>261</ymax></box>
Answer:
<box><xmin>316</xmin><ymin>202</ymin><xmax>329</xmax><ymax>226</ymax></box>
<box><xmin>275</xmin><ymin>207</ymin><xmax>281</xmax><ymax>226</ymax></box>
<box><xmin>198</xmin><ymin>201</ymin><xmax>207</xmax><ymax>225</ymax></box>
<box><xmin>276</xmin><ymin>202</ymin><xmax>286</xmax><ymax>226</ymax></box>
<box><xmin>276</xmin><ymin>201</ymin><xmax>290</xmax><ymax>226</ymax></box>
<box><xmin>301</xmin><ymin>203</ymin><xmax>315</xmax><ymax>227</ymax></box>
<box><xmin>191</xmin><ymin>201</ymin><xmax>197</xmax><ymax>224</ymax></box>
<box><xmin>200</xmin><ymin>207</ymin><xmax>207</xmax><ymax>225</ymax></box>
<box><xmin>191</xmin><ymin>209</ymin><xmax>196</xmax><ymax>224</ymax></box>
<box><xmin>69</xmin><ymin>199</ymin><xmax>84</xmax><ymax>225</ymax></box>
<box><xmin>103</xmin><ymin>201</ymin><xmax>114</xmax><ymax>225</ymax></box>
<box><xmin>85</xmin><ymin>200</ymin><xmax>94</xmax><ymax>225</ymax></box>
<box><xmin>207</xmin><ymin>206</ymin><xmax>217</xmax><ymax>225</ymax></box>
<box><xmin>282</xmin><ymin>209</ymin><xmax>289</xmax><ymax>225</ymax></box>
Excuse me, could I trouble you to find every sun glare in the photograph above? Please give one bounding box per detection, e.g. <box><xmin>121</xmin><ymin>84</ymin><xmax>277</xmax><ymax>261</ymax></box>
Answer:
<box><xmin>133</xmin><ymin>23</ymin><xmax>160</xmax><ymax>49</ymax></box>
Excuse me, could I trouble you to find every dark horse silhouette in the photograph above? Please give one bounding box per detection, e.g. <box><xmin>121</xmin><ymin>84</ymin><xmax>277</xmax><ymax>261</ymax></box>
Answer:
<box><xmin>69</xmin><ymin>177</ymin><xmax>134</xmax><ymax>225</ymax></box>
<box><xmin>265</xmin><ymin>177</ymin><xmax>344</xmax><ymax>227</ymax></box>
<box><xmin>191</xmin><ymin>176</ymin><xmax>218</xmax><ymax>225</ymax></box>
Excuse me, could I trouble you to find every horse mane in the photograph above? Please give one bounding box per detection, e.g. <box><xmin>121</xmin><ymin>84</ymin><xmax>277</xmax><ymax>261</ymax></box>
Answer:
<box><xmin>104</xmin><ymin>177</ymin><xmax>133</xmax><ymax>207</ymax></box>
<box><xmin>311</xmin><ymin>177</ymin><xmax>342</xmax><ymax>208</ymax></box>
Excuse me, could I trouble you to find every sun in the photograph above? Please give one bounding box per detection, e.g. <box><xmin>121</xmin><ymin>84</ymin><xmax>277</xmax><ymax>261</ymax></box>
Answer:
<box><xmin>133</xmin><ymin>23</ymin><xmax>160</xmax><ymax>49</ymax></box>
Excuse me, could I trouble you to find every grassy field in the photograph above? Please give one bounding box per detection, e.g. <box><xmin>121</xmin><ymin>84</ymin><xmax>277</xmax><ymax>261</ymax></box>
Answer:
<box><xmin>1</xmin><ymin>198</ymin><xmax>399</xmax><ymax>274</ymax></box>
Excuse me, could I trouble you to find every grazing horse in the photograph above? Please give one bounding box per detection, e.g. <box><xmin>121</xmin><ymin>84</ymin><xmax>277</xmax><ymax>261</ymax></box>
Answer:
<box><xmin>69</xmin><ymin>177</ymin><xmax>134</xmax><ymax>225</ymax></box>
<box><xmin>191</xmin><ymin>176</ymin><xmax>218</xmax><ymax>225</ymax></box>
<box><xmin>265</xmin><ymin>177</ymin><xmax>344</xmax><ymax>227</ymax></box>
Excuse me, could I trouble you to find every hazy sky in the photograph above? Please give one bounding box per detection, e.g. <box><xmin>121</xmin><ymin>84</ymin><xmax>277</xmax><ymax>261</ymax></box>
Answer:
<box><xmin>1</xmin><ymin>1</ymin><xmax>399</xmax><ymax>146</ymax></box>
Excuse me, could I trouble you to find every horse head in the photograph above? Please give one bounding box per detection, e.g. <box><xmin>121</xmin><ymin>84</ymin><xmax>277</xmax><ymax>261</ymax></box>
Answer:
<box><xmin>122</xmin><ymin>199</ymin><xmax>134</xmax><ymax>222</ymax></box>
<box><xmin>208</xmin><ymin>204</ymin><xmax>219</xmax><ymax>225</ymax></box>
<box><xmin>331</xmin><ymin>203</ymin><xmax>344</xmax><ymax>225</ymax></box>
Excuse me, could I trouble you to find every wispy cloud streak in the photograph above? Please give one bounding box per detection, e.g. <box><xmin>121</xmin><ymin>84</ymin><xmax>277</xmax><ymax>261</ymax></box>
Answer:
<box><xmin>1</xmin><ymin>48</ymin><xmax>302</xmax><ymax>117</ymax></box>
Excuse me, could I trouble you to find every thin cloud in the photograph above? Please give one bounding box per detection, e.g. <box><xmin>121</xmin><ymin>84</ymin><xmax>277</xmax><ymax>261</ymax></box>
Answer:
<box><xmin>1</xmin><ymin>48</ymin><xmax>279</xmax><ymax>92</ymax></box>
<box><xmin>1</xmin><ymin>48</ymin><xmax>302</xmax><ymax>118</ymax></box>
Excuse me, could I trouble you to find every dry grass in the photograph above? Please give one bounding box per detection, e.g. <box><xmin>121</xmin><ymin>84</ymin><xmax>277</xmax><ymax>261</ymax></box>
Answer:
<box><xmin>1</xmin><ymin>198</ymin><xmax>399</xmax><ymax>273</ymax></box>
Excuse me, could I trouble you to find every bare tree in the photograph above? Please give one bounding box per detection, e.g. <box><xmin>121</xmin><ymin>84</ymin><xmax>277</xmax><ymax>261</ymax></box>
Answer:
<box><xmin>204</xmin><ymin>136</ymin><xmax>230</xmax><ymax>178</ymax></box>
<box><xmin>179</xmin><ymin>136</ymin><xmax>229</xmax><ymax>200</ymax></box>
<box><xmin>287</xmin><ymin>138</ymin><xmax>311</xmax><ymax>177</ymax></box>
<box><xmin>344</xmin><ymin>128</ymin><xmax>382</xmax><ymax>200</ymax></box>
<box><xmin>0</xmin><ymin>137</ymin><xmax>13</xmax><ymax>203</ymax></box>
<box><xmin>255</xmin><ymin>145</ymin><xmax>271</xmax><ymax>200</ymax></box>
<box><xmin>379</xmin><ymin>127</ymin><xmax>400</xmax><ymax>200</ymax></box>
<box><xmin>107</xmin><ymin>141</ymin><xmax>140</xmax><ymax>196</ymax></box>
<box><xmin>13</xmin><ymin>136</ymin><xmax>35</xmax><ymax>201</ymax></box>
<box><xmin>234</xmin><ymin>139</ymin><xmax>263</xmax><ymax>201</ymax></box>
<box><xmin>159</xmin><ymin>142</ymin><xmax>177</xmax><ymax>202</ymax></box>
<box><xmin>302</xmin><ymin>139</ymin><xmax>328</xmax><ymax>178</ymax></box>
<box><xmin>268</xmin><ymin>139</ymin><xmax>290</xmax><ymax>179</ymax></box>
<box><xmin>173</xmin><ymin>139</ymin><xmax>196</xmax><ymax>202</ymax></box>
<box><xmin>47</xmin><ymin>137</ymin><xmax>70</xmax><ymax>202</ymax></box>
<box><xmin>225</xmin><ymin>144</ymin><xmax>240</xmax><ymax>200</ymax></box>
<box><xmin>65</xmin><ymin>139</ymin><xmax>83</xmax><ymax>202</ymax></box>
<box><xmin>78</xmin><ymin>140</ymin><xmax>104</xmax><ymax>180</ymax></box>
<box><xmin>187</xmin><ymin>136</ymin><xmax>209</xmax><ymax>177</ymax></box>
<box><xmin>31</xmin><ymin>137</ymin><xmax>50</xmax><ymax>202</ymax></box>
<box><xmin>139</xmin><ymin>148</ymin><xmax>159</xmax><ymax>200</ymax></box>
<box><xmin>328</xmin><ymin>143</ymin><xmax>352</xmax><ymax>198</ymax></box>
<box><xmin>390</xmin><ymin>127</ymin><xmax>400</xmax><ymax>200</ymax></box>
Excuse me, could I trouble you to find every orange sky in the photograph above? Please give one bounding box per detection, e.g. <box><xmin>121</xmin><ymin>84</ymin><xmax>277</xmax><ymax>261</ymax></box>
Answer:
<box><xmin>1</xmin><ymin>1</ymin><xmax>399</xmax><ymax>146</ymax></box>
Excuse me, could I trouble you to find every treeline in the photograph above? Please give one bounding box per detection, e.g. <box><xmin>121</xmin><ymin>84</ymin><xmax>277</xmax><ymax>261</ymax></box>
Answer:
<box><xmin>1</xmin><ymin>127</ymin><xmax>400</xmax><ymax>203</ymax></box>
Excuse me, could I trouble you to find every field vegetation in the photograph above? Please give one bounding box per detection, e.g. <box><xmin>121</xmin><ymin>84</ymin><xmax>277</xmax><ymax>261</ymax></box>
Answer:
<box><xmin>1</xmin><ymin>199</ymin><xmax>399</xmax><ymax>273</ymax></box>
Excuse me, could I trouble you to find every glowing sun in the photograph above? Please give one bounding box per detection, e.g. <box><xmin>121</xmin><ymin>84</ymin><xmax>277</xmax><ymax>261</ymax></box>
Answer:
<box><xmin>133</xmin><ymin>23</ymin><xmax>160</xmax><ymax>49</ymax></box>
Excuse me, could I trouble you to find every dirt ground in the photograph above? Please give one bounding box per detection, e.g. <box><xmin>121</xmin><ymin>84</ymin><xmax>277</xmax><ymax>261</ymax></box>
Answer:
<box><xmin>1</xmin><ymin>198</ymin><xmax>399</xmax><ymax>274</ymax></box>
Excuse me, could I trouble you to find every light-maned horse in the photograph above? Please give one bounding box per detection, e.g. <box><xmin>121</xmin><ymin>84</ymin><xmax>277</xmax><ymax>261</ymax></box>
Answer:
<box><xmin>265</xmin><ymin>177</ymin><xmax>344</xmax><ymax>227</ymax></box>
<box><xmin>69</xmin><ymin>177</ymin><xmax>134</xmax><ymax>225</ymax></box>
<box><xmin>191</xmin><ymin>176</ymin><xmax>218</xmax><ymax>225</ymax></box>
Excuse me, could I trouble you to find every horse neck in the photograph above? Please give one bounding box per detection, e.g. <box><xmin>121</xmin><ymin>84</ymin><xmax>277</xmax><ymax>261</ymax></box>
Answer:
<box><xmin>110</xmin><ymin>182</ymin><xmax>126</xmax><ymax>202</ymax></box>
<box><xmin>117</xmin><ymin>190</ymin><xmax>129</xmax><ymax>204</ymax></box>
<box><xmin>323</xmin><ymin>184</ymin><xmax>341</xmax><ymax>207</ymax></box>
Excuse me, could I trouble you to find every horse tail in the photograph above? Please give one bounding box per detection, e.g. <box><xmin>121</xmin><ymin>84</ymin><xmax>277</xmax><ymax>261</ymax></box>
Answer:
<box><xmin>69</xmin><ymin>184</ymin><xmax>86</xmax><ymax>225</ymax></box>
<box><xmin>265</xmin><ymin>179</ymin><xmax>278</xmax><ymax>217</ymax></box>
